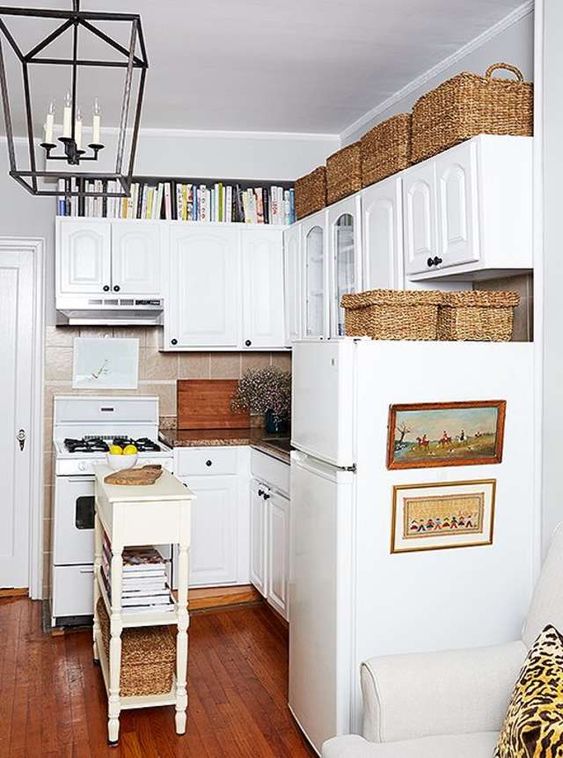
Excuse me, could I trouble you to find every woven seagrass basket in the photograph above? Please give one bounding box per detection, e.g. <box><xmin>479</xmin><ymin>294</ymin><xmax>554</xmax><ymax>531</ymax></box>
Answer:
<box><xmin>360</xmin><ymin>113</ymin><xmax>411</xmax><ymax>187</ymax></box>
<box><xmin>438</xmin><ymin>290</ymin><xmax>520</xmax><ymax>342</ymax></box>
<box><xmin>341</xmin><ymin>289</ymin><xmax>444</xmax><ymax>341</ymax></box>
<box><xmin>411</xmin><ymin>63</ymin><xmax>533</xmax><ymax>164</ymax></box>
<box><xmin>295</xmin><ymin>166</ymin><xmax>327</xmax><ymax>219</ymax></box>
<box><xmin>97</xmin><ymin>598</ymin><xmax>176</xmax><ymax>697</ymax></box>
<box><xmin>326</xmin><ymin>142</ymin><xmax>362</xmax><ymax>204</ymax></box>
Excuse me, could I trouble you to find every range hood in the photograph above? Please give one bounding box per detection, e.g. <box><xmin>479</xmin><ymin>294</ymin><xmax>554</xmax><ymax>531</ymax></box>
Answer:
<box><xmin>56</xmin><ymin>297</ymin><xmax>164</xmax><ymax>326</ymax></box>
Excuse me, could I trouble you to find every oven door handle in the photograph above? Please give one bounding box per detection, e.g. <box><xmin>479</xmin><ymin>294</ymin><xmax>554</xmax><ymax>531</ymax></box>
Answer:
<box><xmin>63</xmin><ymin>477</ymin><xmax>95</xmax><ymax>483</ymax></box>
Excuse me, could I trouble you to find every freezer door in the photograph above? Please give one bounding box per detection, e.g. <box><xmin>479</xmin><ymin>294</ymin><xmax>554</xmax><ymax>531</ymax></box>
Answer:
<box><xmin>289</xmin><ymin>452</ymin><xmax>354</xmax><ymax>753</ymax></box>
<box><xmin>291</xmin><ymin>340</ymin><xmax>356</xmax><ymax>467</ymax></box>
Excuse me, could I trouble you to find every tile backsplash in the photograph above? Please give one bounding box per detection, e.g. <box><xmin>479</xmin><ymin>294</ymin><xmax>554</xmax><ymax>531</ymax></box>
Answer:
<box><xmin>42</xmin><ymin>325</ymin><xmax>291</xmax><ymax>597</ymax></box>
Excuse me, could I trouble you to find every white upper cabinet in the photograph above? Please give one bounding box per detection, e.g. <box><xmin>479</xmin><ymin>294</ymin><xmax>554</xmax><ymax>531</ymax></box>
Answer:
<box><xmin>405</xmin><ymin>135</ymin><xmax>532</xmax><ymax>280</ymax></box>
<box><xmin>362</xmin><ymin>176</ymin><xmax>403</xmax><ymax>290</ymax></box>
<box><xmin>328</xmin><ymin>195</ymin><xmax>362</xmax><ymax>337</ymax></box>
<box><xmin>111</xmin><ymin>221</ymin><xmax>162</xmax><ymax>296</ymax></box>
<box><xmin>166</xmin><ymin>225</ymin><xmax>240</xmax><ymax>349</ymax></box>
<box><xmin>241</xmin><ymin>228</ymin><xmax>285</xmax><ymax>349</ymax></box>
<box><xmin>302</xmin><ymin>211</ymin><xmax>329</xmax><ymax>340</ymax></box>
<box><xmin>57</xmin><ymin>219</ymin><xmax>111</xmax><ymax>295</ymax></box>
<box><xmin>283</xmin><ymin>222</ymin><xmax>302</xmax><ymax>345</ymax></box>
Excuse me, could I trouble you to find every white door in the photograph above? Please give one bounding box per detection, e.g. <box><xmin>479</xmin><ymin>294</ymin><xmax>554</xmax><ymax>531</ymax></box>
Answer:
<box><xmin>0</xmin><ymin>248</ymin><xmax>35</xmax><ymax>589</ymax></box>
<box><xmin>183</xmin><ymin>475</ymin><xmax>238</xmax><ymax>586</ymax></box>
<box><xmin>57</xmin><ymin>219</ymin><xmax>111</xmax><ymax>295</ymax></box>
<box><xmin>166</xmin><ymin>226</ymin><xmax>240</xmax><ymax>349</ymax></box>
<box><xmin>250</xmin><ymin>479</ymin><xmax>267</xmax><ymax>596</ymax></box>
<box><xmin>362</xmin><ymin>176</ymin><xmax>404</xmax><ymax>290</ymax></box>
<box><xmin>301</xmin><ymin>211</ymin><xmax>329</xmax><ymax>340</ymax></box>
<box><xmin>267</xmin><ymin>491</ymin><xmax>289</xmax><ymax>620</ymax></box>
<box><xmin>328</xmin><ymin>196</ymin><xmax>362</xmax><ymax>337</ymax></box>
<box><xmin>403</xmin><ymin>162</ymin><xmax>438</xmax><ymax>276</ymax></box>
<box><xmin>283</xmin><ymin>222</ymin><xmax>302</xmax><ymax>345</ymax></box>
<box><xmin>435</xmin><ymin>140</ymin><xmax>480</xmax><ymax>269</ymax></box>
<box><xmin>111</xmin><ymin>221</ymin><xmax>162</xmax><ymax>296</ymax></box>
<box><xmin>289</xmin><ymin>453</ymin><xmax>355</xmax><ymax>753</ymax></box>
<box><xmin>241</xmin><ymin>228</ymin><xmax>285</xmax><ymax>349</ymax></box>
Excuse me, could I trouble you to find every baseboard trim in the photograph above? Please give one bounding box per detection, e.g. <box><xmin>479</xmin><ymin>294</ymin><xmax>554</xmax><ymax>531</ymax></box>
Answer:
<box><xmin>0</xmin><ymin>587</ymin><xmax>28</xmax><ymax>598</ymax></box>
<box><xmin>188</xmin><ymin>584</ymin><xmax>263</xmax><ymax>613</ymax></box>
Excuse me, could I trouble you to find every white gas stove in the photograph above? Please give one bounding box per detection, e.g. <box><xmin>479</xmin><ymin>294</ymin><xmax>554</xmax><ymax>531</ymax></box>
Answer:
<box><xmin>51</xmin><ymin>396</ymin><xmax>173</xmax><ymax>626</ymax></box>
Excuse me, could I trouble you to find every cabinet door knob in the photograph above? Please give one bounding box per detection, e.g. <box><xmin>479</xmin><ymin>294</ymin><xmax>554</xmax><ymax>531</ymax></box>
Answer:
<box><xmin>113</xmin><ymin>285</ymin><xmax>121</xmax><ymax>292</ymax></box>
<box><xmin>263</xmin><ymin>493</ymin><xmax>271</xmax><ymax>500</ymax></box>
<box><xmin>170</xmin><ymin>338</ymin><xmax>178</xmax><ymax>346</ymax></box>
<box><xmin>434</xmin><ymin>256</ymin><xmax>443</xmax><ymax>266</ymax></box>
<box><xmin>427</xmin><ymin>257</ymin><xmax>434</xmax><ymax>267</ymax></box>
<box><xmin>245</xmin><ymin>339</ymin><xmax>252</xmax><ymax>347</ymax></box>
<box><xmin>258</xmin><ymin>488</ymin><xmax>264</xmax><ymax>497</ymax></box>
<box><xmin>103</xmin><ymin>285</ymin><xmax>110</xmax><ymax>291</ymax></box>
<box><xmin>205</xmin><ymin>459</ymin><xmax>212</xmax><ymax>467</ymax></box>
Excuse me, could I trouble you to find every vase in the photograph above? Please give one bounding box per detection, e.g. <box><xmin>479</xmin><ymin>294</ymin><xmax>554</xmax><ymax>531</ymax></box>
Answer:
<box><xmin>264</xmin><ymin>409</ymin><xmax>288</xmax><ymax>435</ymax></box>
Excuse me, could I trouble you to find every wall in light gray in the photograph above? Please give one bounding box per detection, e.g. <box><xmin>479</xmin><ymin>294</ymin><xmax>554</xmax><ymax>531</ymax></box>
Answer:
<box><xmin>343</xmin><ymin>10</ymin><xmax>534</xmax><ymax>145</ymax></box>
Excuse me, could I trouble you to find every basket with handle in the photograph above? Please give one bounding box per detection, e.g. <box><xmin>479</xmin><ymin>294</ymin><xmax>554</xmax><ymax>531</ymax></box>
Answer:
<box><xmin>411</xmin><ymin>63</ymin><xmax>533</xmax><ymax>164</ymax></box>
<box><xmin>437</xmin><ymin>290</ymin><xmax>520</xmax><ymax>341</ymax></box>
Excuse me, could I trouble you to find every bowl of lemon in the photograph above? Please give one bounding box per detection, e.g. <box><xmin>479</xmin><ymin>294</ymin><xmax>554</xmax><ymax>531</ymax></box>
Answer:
<box><xmin>106</xmin><ymin>443</ymin><xmax>138</xmax><ymax>470</ymax></box>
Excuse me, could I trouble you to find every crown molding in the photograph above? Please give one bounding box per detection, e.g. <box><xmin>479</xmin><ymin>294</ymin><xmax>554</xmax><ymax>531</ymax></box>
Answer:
<box><xmin>340</xmin><ymin>0</ymin><xmax>534</xmax><ymax>142</ymax></box>
<box><xmin>136</xmin><ymin>127</ymin><xmax>340</xmax><ymax>142</ymax></box>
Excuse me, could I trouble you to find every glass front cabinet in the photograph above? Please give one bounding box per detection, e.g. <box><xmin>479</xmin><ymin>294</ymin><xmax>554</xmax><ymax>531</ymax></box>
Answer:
<box><xmin>327</xmin><ymin>195</ymin><xmax>362</xmax><ymax>337</ymax></box>
<box><xmin>302</xmin><ymin>211</ymin><xmax>329</xmax><ymax>339</ymax></box>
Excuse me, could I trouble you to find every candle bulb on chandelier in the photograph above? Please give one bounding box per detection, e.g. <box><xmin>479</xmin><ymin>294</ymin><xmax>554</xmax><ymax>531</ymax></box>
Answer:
<box><xmin>92</xmin><ymin>98</ymin><xmax>101</xmax><ymax>144</ymax></box>
<box><xmin>62</xmin><ymin>91</ymin><xmax>72</xmax><ymax>138</ymax></box>
<box><xmin>75</xmin><ymin>108</ymin><xmax>83</xmax><ymax>150</ymax></box>
<box><xmin>44</xmin><ymin>101</ymin><xmax>55</xmax><ymax>144</ymax></box>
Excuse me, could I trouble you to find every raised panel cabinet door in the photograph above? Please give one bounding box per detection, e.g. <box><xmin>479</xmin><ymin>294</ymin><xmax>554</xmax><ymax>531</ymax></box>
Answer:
<box><xmin>302</xmin><ymin>211</ymin><xmax>328</xmax><ymax>340</ymax></box>
<box><xmin>249</xmin><ymin>479</ymin><xmax>267</xmax><ymax>596</ymax></box>
<box><xmin>362</xmin><ymin>176</ymin><xmax>404</xmax><ymax>291</ymax></box>
<box><xmin>267</xmin><ymin>491</ymin><xmax>289</xmax><ymax>620</ymax></box>
<box><xmin>435</xmin><ymin>140</ymin><xmax>480</xmax><ymax>268</ymax></box>
<box><xmin>57</xmin><ymin>219</ymin><xmax>111</xmax><ymax>295</ymax></box>
<box><xmin>328</xmin><ymin>195</ymin><xmax>363</xmax><ymax>337</ymax></box>
<box><xmin>111</xmin><ymin>221</ymin><xmax>161</xmax><ymax>296</ymax></box>
<box><xmin>183</xmin><ymin>475</ymin><xmax>238</xmax><ymax>587</ymax></box>
<box><xmin>404</xmin><ymin>163</ymin><xmax>438</xmax><ymax>276</ymax></box>
<box><xmin>241</xmin><ymin>228</ymin><xmax>285</xmax><ymax>349</ymax></box>
<box><xmin>283</xmin><ymin>223</ymin><xmax>302</xmax><ymax>345</ymax></box>
<box><xmin>167</xmin><ymin>226</ymin><xmax>240</xmax><ymax>349</ymax></box>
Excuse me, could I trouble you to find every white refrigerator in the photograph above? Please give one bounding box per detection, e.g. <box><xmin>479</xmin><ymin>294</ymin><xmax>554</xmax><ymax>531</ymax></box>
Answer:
<box><xmin>288</xmin><ymin>338</ymin><xmax>536</xmax><ymax>754</ymax></box>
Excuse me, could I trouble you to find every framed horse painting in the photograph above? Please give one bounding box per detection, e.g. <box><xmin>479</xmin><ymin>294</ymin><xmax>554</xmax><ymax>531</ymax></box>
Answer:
<box><xmin>386</xmin><ymin>400</ymin><xmax>506</xmax><ymax>469</ymax></box>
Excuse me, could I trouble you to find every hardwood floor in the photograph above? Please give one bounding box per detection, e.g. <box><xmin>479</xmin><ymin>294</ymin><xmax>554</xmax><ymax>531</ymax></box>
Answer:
<box><xmin>0</xmin><ymin>597</ymin><xmax>315</xmax><ymax>757</ymax></box>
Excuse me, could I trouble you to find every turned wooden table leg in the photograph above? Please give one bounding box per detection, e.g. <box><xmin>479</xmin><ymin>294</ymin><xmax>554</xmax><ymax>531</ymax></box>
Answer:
<box><xmin>92</xmin><ymin>512</ymin><xmax>102</xmax><ymax>663</ymax></box>
<box><xmin>108</xmin><ymin>546</ymin><xmax>123</xmax><ymax>745</ymax></box>
<box><xmin>175</xmin><ymin>541</ymin><xmax>189</xmax><ymax>734</ymax></box>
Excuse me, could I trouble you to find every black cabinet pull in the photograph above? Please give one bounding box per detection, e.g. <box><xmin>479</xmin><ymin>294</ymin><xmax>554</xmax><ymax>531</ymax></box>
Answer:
<box><xmin>427</xmin><ymin>257</ymin><xmax>434</xmax><ymax>267</ymax></box>
<box><xmin>263</xmin><ymin>493</ymin><xmax>271</xmax><ymax>500</ymax></box>
<box><xmin>205</xmin><ymin>459</ymin><xmax>212</xmax><ymax>467</ymax></box>
<box><xmin>258</xmin><ymin>488</ymin><xmax>264</xmax><ymax>497</ymax></box>
<box><xmin>427</xmin><ymin>256</ymin><xmax>444</xmax><ymax>268</ymax></box>
<box><xmin>113</xmin><ymin>285</ymin><xmax>121</xmax><ymax>292</ymax></box>
<box><xmin>171</xmin><ymin>338</ymin><xmax>178</xmax><ymax>346</ymax></box>
<box><xmin>103</xmin><ymin>285</ymin><xmax>110</xmax><ymax>292</ymax></box>
<box><xmin>245</xmin><ymin>339</ymin><xmax>252</xmax><ymax>347</ymax></box>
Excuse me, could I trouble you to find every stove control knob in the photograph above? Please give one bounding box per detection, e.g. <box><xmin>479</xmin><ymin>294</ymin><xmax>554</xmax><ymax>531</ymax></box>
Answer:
<box><xmin>78</xmin><ymin>461</ymin><xmax>87</xmax><ymax>471</ymax></box>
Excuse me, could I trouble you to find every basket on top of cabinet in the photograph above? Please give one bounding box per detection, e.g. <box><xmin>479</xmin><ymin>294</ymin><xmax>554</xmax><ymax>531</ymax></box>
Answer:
<box><xmin>437</xmin><ymin>290</ymin><xmax>520</xmax><ymax>342</ymax></box>
<box><xmin>341</xmin><ymin>289</ymin><xmax>444</xmax><ymax>341</ymax></box>
<box><xmin>295</xmin><ymin>166</ymin><xmax>327</xmax><ymax>219</ymax></box>
<box><xmin>411</xmin><ymin>62</ymin><xmax>533</xmax><ymax>164</ymax></box>
<box><xmin>326</xmin><ymin>142</ymin><xmax>362</xmax><ymax>204</ymax></box>
<box><xmin>360</xmin><ymin>113</ymin><xmax>411</xmax><ymax>187</ymax></box>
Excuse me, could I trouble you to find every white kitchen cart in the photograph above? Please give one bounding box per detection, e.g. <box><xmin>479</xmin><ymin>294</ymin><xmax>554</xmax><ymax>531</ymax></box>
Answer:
<box><xmin>92</xmin><ymin>466</ymin><xmax>194</xmax><ymax>744</ymax></box>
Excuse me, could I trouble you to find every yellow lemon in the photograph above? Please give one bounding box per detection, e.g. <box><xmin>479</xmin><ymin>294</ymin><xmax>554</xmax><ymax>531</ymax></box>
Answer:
<box><xmin>123</xmin><ymin>444</ymin><xmax>138</xmax><ymax>456</ymax></box>
<box><xmin>109</xmin><ymin>444</ymin><xmax>123</xmax><ymax>455</ymax></box>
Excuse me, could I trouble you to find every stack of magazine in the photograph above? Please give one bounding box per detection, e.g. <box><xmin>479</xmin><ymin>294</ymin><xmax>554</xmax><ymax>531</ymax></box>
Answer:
<box><xmin>101</xmin><ymin>539</ymin><xmax>175</xmax><ymax>614</ymax></box>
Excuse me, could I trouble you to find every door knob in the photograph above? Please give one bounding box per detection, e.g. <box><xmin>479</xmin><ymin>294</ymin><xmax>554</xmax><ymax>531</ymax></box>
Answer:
<box><xmin>103</xmin><ymin>285</ymin><xmax>110</xmax><ymax>291</ymax></box>
<box><xmin>16</xmin><ymin>428</ymin><xmax>26</xmax><ymax>451</ymax></box>
<box><xmin>113</xmin><ymin>285</ymin><xmax>121</xmax><ymax>292</ymax></box>
<box><xmin>205</xmin><ymin>460</ymin><xmax>212</xmax><ymax>467</ymax></box>
<box><xmin>171</xmin><ymin>339</ymin><xmax>178</xmax><ymax>346</ymax></box>
<box><xmin>245</xmin><ymin>339</ymin><xmax>252</xmax><ymax>347</ymax></box>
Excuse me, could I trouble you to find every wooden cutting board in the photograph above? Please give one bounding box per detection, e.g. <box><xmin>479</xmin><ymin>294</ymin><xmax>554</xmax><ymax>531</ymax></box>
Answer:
<box><xmin>177</xmin><ymin>380</ymin><xmax>250</xmax><ymax>430</ymax></box>
<box><xmin>104</xmin><ymin>465</ymin><xmax>163</xmax><ymax>486</ymax></box>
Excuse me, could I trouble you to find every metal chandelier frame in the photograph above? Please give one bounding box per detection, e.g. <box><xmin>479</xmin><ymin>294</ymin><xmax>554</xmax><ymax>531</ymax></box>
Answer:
<box><xmin>0</xmin><ymin>0</ymin><xmax>148</xmax><ymax>197</ymax></box>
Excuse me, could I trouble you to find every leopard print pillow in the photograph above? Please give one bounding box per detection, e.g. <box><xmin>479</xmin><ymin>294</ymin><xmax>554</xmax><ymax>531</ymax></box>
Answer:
<box><xmin>495</xmin><ymin>625</ymin><xmax>563</xmax><ymax>758</ymax></box>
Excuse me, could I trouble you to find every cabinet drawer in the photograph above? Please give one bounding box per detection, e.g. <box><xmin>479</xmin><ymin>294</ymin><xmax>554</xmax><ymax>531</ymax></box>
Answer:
<box><xmin>174</xmin><ymin>446</ymin><xmax>240</xmax><ymax>477</ymax></box>
<box><xmin>251</xmin><ymin>449</ymin><xmax>290</xmax><ymax>496</ymax></box>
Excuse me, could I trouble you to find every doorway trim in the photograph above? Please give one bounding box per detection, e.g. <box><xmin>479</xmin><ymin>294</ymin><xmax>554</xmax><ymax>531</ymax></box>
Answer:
<box><xmin>0</xmin><ymin>237</ymin><xmax>45</xmax><ymax>599</ymax></box>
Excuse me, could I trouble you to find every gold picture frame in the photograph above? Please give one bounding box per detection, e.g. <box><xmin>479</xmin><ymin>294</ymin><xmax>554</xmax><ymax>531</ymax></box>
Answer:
<box><xmin>391</xmin><ymin>479</ymin><xmax>496</xmax><ymax>554</ymax></box>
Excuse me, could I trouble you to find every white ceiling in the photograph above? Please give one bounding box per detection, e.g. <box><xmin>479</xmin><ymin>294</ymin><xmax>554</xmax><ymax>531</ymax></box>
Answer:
<box><xmin>3</xmin><ymin>0</ymin><xmax>527</xmax><ymax>135</ymax></box>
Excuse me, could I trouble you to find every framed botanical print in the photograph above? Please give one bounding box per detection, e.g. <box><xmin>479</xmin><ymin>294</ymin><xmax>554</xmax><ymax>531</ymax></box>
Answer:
<box><xmin>391</xmin><ymin>479</ymin><xmax>496</xmax><ymax>554</ymax></box>
<box><xmin>386</xmin><ymin>400</ymin><xmax>506</xmax><ymax>469</ymax></box>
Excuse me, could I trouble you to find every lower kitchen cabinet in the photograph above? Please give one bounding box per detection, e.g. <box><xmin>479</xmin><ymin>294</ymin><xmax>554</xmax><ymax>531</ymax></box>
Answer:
<box><xmin>250</xmin><ymin>479</ymin><xmax>268</xmax><ymax>595</ymax></box>
<box><xmin>267</xmin><ymin>491</ymin><xmax>290</xmax><ymax>619</ymax></box>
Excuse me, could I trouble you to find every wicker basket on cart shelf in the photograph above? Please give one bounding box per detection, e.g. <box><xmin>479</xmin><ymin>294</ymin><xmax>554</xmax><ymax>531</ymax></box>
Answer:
<box><xmin>438</xmin><ymin>290</ymin><xmax>520</xmax><ymax>342</ymax></box>
<box><xmin>411</xmin><ymin>63</ymin><xmax>533</xmax><ymax>164</ymax></box>
<box><xmin>341</xmin><ymin>289</ymin><xmax>444</xmax><ymax>341</ymax></box>
<box><xmin>326</xmin><ymin>142</ymin><xmax>362</xmax><ymax>204</ymax></box>
<box><xmin>97</xmin><ymin>598</ymin><xmax>176</xmax><ymax>697</ymax></box>
<box><xmin>360</xmin><ymin>113</ymin><xmax>412</xmax><ymax>187</ymax></box>
<box><xmin>295</xmin><ymin>166</ymin><xmax>327</xmax><ymax>219</ymax></box>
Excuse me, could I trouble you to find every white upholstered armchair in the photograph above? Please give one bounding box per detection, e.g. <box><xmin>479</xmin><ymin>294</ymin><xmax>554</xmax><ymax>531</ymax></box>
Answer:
<box><xmin>322</xmin><ymin>524</ymin><xmax>563</xmax><ymax>758</ymax></box>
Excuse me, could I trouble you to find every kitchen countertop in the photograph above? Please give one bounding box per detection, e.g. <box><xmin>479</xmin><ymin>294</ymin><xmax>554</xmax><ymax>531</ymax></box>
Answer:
<box><xmin>159</xmin><ymin>428</ymin><xmax>292</xmax><ymax>464</ymax></box>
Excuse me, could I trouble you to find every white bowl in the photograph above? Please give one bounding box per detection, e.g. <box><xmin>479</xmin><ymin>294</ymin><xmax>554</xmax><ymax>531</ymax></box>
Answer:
<box><xmin>106</xmin><ymin>453</ymin><xmax>138</xmax><ymax>471</ymax></box>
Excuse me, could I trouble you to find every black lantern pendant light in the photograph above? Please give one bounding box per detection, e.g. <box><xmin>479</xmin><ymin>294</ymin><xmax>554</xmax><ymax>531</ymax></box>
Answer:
<box><xmin>0</xmin><ymin>0</ymin><xmax>148</xmax><ymax>197</ymax></box>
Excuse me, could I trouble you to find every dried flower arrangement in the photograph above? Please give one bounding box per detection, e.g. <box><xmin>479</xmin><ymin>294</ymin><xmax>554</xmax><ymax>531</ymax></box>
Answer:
<box><xmin>232</xmin><ymin>367</ymin><xmax>292</xmax><ymax>429</ymax></box>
